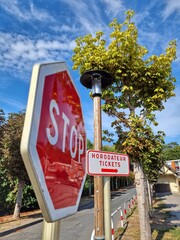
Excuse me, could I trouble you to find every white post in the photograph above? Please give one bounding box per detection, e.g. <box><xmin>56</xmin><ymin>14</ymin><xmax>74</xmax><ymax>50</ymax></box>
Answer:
<box><xmin>104</xmin><ymin>176</ymin><xmax>111</xmax><ymax>240</ymax></box>
<box><xmin>91</xmin><ymin>229</ymin><xmax>95</xmax><ymax>240</ymax></box>
<box><xmin>124</xmin><ymin>201</ymin><xmax>127</xmax><ymax>221</ymax></box>
<box><xmin>119</xmin><ymin>207</ymin><xmax>124</xmax><ymax>228</ymax></box>
<box><xmin>42</xmin><ymin>220</ymin><xmax>60</xmax><ymax>240</ymax></box>
<box><xmin>111</xmin><ymin>217</ymin><xmax>114</xmax><ymax>240</ymax></box>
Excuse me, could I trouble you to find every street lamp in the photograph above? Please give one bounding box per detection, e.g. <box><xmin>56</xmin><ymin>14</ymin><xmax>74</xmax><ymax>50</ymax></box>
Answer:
<box><xmin>80</xmin><ymin>69</ymin><xmax>113</xmax><ymax>240</ymax></box>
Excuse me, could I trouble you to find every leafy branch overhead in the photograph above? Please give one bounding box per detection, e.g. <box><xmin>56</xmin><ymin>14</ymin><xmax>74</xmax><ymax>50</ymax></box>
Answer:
<box><xmin>72</xmin><ymin>10</ymin><xmax>176</xmax><ymax>113</ymax></box>
<box><xmin>72</xmin><ymin>10</ymin><xmax>176</xmax><ymax>180</ymax></box>
<box><xmin>74</xmin><ymin>9</ymin><xmax>176</xmax><ymax>240</ymax></box>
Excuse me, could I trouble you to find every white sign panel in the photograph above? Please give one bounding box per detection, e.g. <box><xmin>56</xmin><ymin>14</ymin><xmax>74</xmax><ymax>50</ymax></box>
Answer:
<box><xmin>87</xmin><ymin>150</ymin><xmax>130</xmax><ymax>176</ymax></box>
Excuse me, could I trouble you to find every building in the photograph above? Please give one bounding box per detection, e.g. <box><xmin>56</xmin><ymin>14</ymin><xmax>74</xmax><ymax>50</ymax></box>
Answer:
<box><xmin>155</xmin><ymin>161</ymin><xmax>180</xmax><ymax>193</ymax></box>
<box><xmin>166</xmin><ymin>159</ymin><xmax>180</xmax><ymax>176</ymax></box>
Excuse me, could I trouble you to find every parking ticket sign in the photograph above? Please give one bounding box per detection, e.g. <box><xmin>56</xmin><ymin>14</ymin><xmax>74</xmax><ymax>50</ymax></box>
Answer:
<box><xmin>87</xmin><ymin>150</ymin><xmax>129</xmax><ymax>176</ymax></box>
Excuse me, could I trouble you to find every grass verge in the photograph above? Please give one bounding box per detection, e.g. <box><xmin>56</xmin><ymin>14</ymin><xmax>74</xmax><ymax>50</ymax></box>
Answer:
<box><xmin>115</xmin><ymin>199</ymin><xmax>180</xmax><ymax>240</ymax></box>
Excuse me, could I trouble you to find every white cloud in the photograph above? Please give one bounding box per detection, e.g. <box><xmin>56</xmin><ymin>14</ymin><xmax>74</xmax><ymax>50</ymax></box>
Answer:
<box><xmin>59</xmin><ymin>0</ymin><xmax>108</xmax><ymax>35</ymax></box>
<box><xmin>137</xmin><ymin>30</ymin><xmax>163</xmax><ymax>57</ymax></box>
<box><xmin>83</xmin><ymin>102</ymin><xmax>117</xmax><ymax>143</ymax></box>
<box><xmin>29</xmin><ymin>2</ymin><xmax>55</xmax><ymax>22</ymax></box>
<box><xmin>50</xmin><ymin>24</ymin><xmax>79</xmax><ymax>34</ymax></box>
<box><xmin>102</xmin><ymin>0</ymin><xmax>125</xmax><ymax>17</ymax></box>
<box><xmin>155</xmin><ymin>87</ymin><xmax>180</xmax><ymax>138</ymax></box>
<box><xmin>134</xmin><ymin>11</ymin><xmax>150</xmax><ymax>26</ymax></box>
<box><xmin>0</xmin><ymin>0</ymin><xmax>55</xmax><ymax>22</ymax></box>
<box><xmin>84</xmin><ymin>109</ymin><xmax>94</xmax><ymax>142</ymax></box>
<box><xmin>0</xmin><ymin>97</ymin><xmax>26</xmax><ymax>111</ymax></box>
<box><xmin>162</xmin><ymin>0</ymin><xmax>180</xmax><ymax>20</ymax></box>
<box><xmin>0</xmin><ymin>32</ymin><xmax>75</xmax><ymax>79</ymax></box>
<box><xmin>84</xmin><ymin>90</ymin><xmax>180</xmax><ymax>144</ymax></box>
<box><xmin>175</xmin><ymin>42</ymin><xmax>180</xmax><ymax>63</ymax></box>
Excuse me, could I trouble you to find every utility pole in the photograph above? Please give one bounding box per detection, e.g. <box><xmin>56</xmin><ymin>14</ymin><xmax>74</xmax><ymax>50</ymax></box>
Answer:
<box><xmin>80</xmin><ymin>70</ymin><xmax>113</xmax><ymax>240</ymax></box>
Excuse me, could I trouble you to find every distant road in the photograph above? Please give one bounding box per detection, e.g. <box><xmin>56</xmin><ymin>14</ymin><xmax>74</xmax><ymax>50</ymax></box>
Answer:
<box><xmin>3</xmin><ymin>187</ymin><xmax>136</xmax><ymax>240</ymax></box>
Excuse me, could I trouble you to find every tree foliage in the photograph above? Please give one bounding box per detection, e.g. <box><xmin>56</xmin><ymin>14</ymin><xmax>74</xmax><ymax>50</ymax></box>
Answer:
<box><xmin>72</xmin><ymin>9</ymin><xmax>176</xmax><ymax>181</ymax></box>
<box><xmin>0</xmin><ymin>172</ymin><xmax>38</xmax><ymax>215</ymax></box>
<box><xmin>162</xmin><ymin>143</ymin><xmax>180</xmax><ymax>160</ymax></box>
<box><xmin>87</xmin><ymin>139</ymin><xmax>94</xmax><ymax>150</ymax></box>
<box><xmin>0</xmin><ymin>111</ymin><xmax>28</xmax><ymax>181</ymax></box>
<box><xmin>72</xmin><ymin>11</ymin><xmax>176</xmax><ymax>115</ymax></box>
<box><xmin>163</xmin><ymin>142</ymin><xmax>179</xmax><ymax>149</ymax></box>
<box><xmin>0</xmin><ymin>109</ymin><xmax>5</xmax><ymax>159</ymax></box>
<box><xmin>72</xmin><ymin>10</ymin><xmax>176</xmax><ymax>239</ymax></box>
<box><xmin>0</xmin><ymin>110</ymin><xmax>38</xmax><ymax>216</ymax></box>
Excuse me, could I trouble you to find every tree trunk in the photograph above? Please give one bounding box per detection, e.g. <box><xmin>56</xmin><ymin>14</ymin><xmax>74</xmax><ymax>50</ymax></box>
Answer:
<box><xmin>13</xmin><ymin>179</ymin><xmax>25</xmax><ymax>219</ymax></box>
<box><xmin>146</xmin><ymin>179</ymin><xmax>153</xmax><ymax>217</ymax></box>
<box><xmin>115</xmin><ymin>177</ymin><xmax>118</xmax><ymax>190</ymax></box>
<box><xmin>134</xmin><ymin>161</ymin><xmax>151</xmax><ymax>240</ymax></box>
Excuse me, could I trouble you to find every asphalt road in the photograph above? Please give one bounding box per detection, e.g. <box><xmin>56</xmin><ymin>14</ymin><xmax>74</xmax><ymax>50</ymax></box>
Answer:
<box><xmin>2</xmin><ymin>187</ymin><xmax>136</xmax><ymax>240</ymax></box>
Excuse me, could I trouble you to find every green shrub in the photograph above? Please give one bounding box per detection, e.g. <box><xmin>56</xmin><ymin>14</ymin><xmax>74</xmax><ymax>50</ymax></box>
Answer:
<box><xmin>0</xmin><ymin>170</ymin><xmax>39</xmax><ymax>215</ymax></box>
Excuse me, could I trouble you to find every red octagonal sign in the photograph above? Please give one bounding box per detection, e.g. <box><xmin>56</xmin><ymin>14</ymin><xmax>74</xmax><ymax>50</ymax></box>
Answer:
<box><xmin>21</xmin><ymin>62</ymin><xmax>86</xmax><ymax>222</ymax></box>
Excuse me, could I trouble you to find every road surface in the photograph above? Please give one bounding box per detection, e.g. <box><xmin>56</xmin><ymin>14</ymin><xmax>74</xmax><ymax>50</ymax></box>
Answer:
<box><xmin>2</xmin><ymin>187</ymin><xmax>136</xmax><ymax>240</ymax></box>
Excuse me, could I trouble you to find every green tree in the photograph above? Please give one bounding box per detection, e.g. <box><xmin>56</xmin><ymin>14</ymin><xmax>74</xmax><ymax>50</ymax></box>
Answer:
<box><xmin>83</xmin><ymin>139</ymin><xmax>94</xmax><ymax>196</ymax></box>
<box><xmin>0</xmin><ymin>109</ymin><xmax>9</xmax><ymax>214</ymax></box>
<box><xmin>0</xmin><ymin>109</ymin><xmax>5</xmax><ymax>158</ymax></box>
<box><xmin>72</xmin><ymin>10</ymin><xmax>176</xmax><ymax>239</ymax></box>
<box><xmin>87</xmin><ymin>139</ymin><xmax>94</xmax><ymax>150</ymax></box>
<box><xmin>162</xmin><ymin>143</ymin><xmax>180</xmax><ymax>160</ymax></box>
<box><xmin>1</xmin><ymin>111</ymin><xmax>29</xmax><ymax>219</ymax></box>
<box><xmin>163</xmin><ymin>142</ymin><xmax>179</xmax><ymax>149</ymax></box>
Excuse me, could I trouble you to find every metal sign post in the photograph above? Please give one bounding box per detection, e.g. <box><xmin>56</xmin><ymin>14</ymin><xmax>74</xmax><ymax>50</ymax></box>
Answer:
<box><xmin>104</xmin><ymin>176</ymin><xmax>111</xmax><ymax>240</ymax></box>
<box><xmin>87</xmin><ymin>150</ymin><xmax>130</xmax><ymax>240</ymax></box>
<box><xmin>80</xmin><ymin>70</ymin><xmax>113</xmax><ymax>240</ymax></box>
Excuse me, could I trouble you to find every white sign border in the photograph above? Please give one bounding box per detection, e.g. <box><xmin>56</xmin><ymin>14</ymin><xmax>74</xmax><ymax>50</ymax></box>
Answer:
<box><xmin>21</xmin><ymin>62</ymin><xmax>86</xmax><ymax>222</ymax></box>
<box><xmin>87</xmin><ymin>150</ymin><xmax>130</xmax><ymax>176</ymax></box>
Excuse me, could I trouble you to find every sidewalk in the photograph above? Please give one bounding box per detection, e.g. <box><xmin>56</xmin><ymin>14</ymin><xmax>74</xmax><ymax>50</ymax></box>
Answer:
<box><xmin>0</xmin><ymin>209</ymin><xmax>43</xmax><ymax>238</ymax></box>
<box><xmin>120</xmin><ymin>192</ymin><xmax>180</xmax><ymax>240</ymax></box>
<box><xmin>156</xmin><ymin>192</ymin><xmax>180</xmax><ymax>226</ymax></box>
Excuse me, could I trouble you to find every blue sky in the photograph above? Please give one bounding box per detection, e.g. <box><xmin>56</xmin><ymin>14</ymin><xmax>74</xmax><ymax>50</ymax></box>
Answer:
<box><xmin>0</xmin><ymin>0</ymin><xmax>180</xmax><ymax>145</ymax></box>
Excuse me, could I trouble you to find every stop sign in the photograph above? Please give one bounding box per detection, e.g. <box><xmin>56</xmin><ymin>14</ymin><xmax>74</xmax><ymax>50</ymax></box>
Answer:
<box><xmin>21</xmin><ymin>62</ymin><xmax>86</xmax><ymax>222</ymax></box>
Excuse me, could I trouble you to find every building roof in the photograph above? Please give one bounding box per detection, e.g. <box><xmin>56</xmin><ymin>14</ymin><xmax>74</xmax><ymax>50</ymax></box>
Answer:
<box><xmin>159</xmin><ymin>163</ymin><xmax>177</xmax><ymax>177</ymax></box>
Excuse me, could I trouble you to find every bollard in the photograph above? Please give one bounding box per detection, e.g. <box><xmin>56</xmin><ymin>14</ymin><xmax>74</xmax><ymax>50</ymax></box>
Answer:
<box><xmin>118</xmin><ymin>207</ymin><xmax>124</xmax><ymax>228</ymax></box>
<box><xmin>109</xmin><ymin>194</ymin><xmax>137</xmax><ymax>240</ymax></box>
<box><xmin>128</xmin><ymin>200</ymin><xmax>131</xmax><ymax>212</ymax></box>
<box><xmin>111</xmin><ymin>209</ymin><xmax>118</xmax><ymax>240</ymax></box>
<box><xmin>132</xmin><ymin>197</ymin><xmax>134</xmax><ymax>206</ymax></box>
<box><xmin>91</xmin><ymin>229</ymin><xmax>95</xmax><ymax>240</ymax></box>
<box><xmin>124</xmin><ymin>202</ymin><xmax>127</xmax><ymax>221</ymax></box>
<box><xmin>111</xmin><ymin>217</ymin><xmax>115</xmax><ymax>240</ymax></box>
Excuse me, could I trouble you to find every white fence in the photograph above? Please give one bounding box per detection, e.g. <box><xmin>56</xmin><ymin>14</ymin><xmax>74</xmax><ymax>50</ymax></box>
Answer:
<box><xmin>91</xmin><ymin>194</ymin><xmax>137</xmax><ymax>240</ymax></box>
<box><xmin>111</xmin><ymin>194</ymin><xmax>137</xmax><ymax>240</ymax></box>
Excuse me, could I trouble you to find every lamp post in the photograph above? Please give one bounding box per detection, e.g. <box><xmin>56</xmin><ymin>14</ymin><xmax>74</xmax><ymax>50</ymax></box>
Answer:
<box><xmin>80</xmin><ymin>70</ymin><xmax>113</xmax><ymax>240</ymax></box>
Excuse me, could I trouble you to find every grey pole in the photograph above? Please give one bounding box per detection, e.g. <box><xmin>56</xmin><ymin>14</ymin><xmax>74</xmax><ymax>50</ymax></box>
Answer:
<box><xmin>104</xmin><ymin>176</ymin><xmax>111</xmax><ymax>240</ymax></box>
